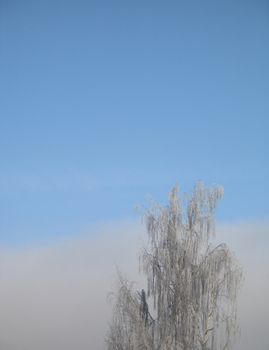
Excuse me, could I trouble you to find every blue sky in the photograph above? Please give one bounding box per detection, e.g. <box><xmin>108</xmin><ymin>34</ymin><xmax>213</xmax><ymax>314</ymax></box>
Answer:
<box><xmin>0</xmin><ymin>0</ymin><xmax>268</xmax><ymax>246</ymax></box>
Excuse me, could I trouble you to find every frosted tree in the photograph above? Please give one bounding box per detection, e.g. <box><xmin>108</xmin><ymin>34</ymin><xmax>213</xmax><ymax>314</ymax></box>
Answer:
<box><xmin>107</xmin><ymin>182</ymin><xmax>242</xmax><ymax>350</ymax></box>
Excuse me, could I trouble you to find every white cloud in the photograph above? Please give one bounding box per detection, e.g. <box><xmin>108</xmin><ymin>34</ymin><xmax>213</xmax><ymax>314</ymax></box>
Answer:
<box><xmin>0</xmin><ymin>171</ymin><xmax>98</xmax><ymax>193</ymax></box>
<box><xmin>0</xmin><ymin>220</ymin><xmax>268</xmax><ymax>350</ymax></box>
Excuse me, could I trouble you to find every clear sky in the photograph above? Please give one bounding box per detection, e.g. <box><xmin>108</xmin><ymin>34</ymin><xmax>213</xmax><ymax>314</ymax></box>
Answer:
<box><xmin>0</xmin><ymin>0</ymin><xmax>268</xmax><ymax>246</ymax></box>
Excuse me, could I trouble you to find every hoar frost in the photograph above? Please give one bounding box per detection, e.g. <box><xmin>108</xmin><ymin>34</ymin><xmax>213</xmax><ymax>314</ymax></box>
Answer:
<box><xmin>107</xmin><ymin>182</ymin><xmax>242</xmax><ymax>350</ymax></box>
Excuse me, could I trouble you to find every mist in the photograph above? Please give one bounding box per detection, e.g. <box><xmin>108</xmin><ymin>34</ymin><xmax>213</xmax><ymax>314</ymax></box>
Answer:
<box><xmin>0</xmin><ymin>221</ymin><xmax>268</xmax><ymax>350</ymax></box>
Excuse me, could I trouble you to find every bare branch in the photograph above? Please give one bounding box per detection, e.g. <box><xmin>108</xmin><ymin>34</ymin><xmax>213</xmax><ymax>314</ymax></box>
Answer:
<box><xmin>106</xmin><ymin>182</ymin><xmax>242</xmax><ymax>350</ymax></box>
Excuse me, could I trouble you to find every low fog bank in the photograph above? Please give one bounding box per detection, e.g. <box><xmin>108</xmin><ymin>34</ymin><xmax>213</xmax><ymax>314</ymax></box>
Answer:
<box><xmin>0</xmin><ymin>221</ymin><xmax>268</xmax><ymax>350</ymax></box>
<box><xmin>0</xmin><ymin>221</ymin><xmax>145</xmax><ymax>350</ymax></box>
<box><xmin>218</xmin><ymin>222</ymin><xmax>269</xmax><ymax>350</ymax></box>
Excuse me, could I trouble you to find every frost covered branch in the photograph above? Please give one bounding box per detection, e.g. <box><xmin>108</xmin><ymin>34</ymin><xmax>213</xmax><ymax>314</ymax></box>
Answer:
<box><xmin>107</xmin><ymin>182</ymin><xmax>242</xmax><ymax>350</ymax></box>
